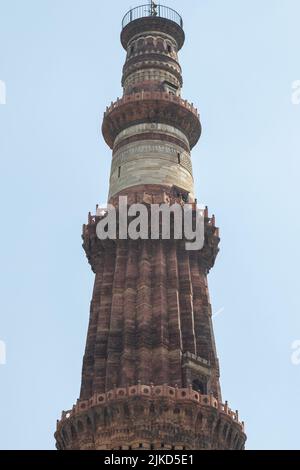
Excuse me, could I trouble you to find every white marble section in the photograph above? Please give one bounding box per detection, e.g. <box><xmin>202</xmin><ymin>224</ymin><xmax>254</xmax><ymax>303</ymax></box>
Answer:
<box><xmin>109</xmin><ymin>137</ymin><xmax>194</xmax><ymax>199</ymax></box>
<box><xmin>114</xmin><ymin>123</ymin><xmax>190</xmax><ymax>149</ymax></box>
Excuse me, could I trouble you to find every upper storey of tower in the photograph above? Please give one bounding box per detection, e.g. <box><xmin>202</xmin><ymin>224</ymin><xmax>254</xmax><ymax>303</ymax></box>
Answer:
<box><xmin>121</xmin><ymin>4</ymin><xmax>185</xmax><ymax>50</ymax></box>
<box><xmin>121</xmin><ymin>4</ymin><xmax>185</xmax><ymax>96</ymax></box>
<box><xmin>102</xmin><ymin>3</ymin><xmax>201</xmax><ymax>153</ymax></box>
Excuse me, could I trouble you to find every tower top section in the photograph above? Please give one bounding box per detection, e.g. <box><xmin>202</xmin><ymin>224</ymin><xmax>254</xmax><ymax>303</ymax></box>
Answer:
<box><xmin>121</xmin><ymin>3</ymin><xmax>185</xmax><ymax>50</ymax></box>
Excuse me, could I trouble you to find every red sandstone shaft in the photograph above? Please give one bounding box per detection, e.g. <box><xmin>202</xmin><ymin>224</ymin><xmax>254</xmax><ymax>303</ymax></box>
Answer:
<box><xmin>55</xmin><ymin>5</ymin><xmax>246</xmax><ymax>451</ymax></box>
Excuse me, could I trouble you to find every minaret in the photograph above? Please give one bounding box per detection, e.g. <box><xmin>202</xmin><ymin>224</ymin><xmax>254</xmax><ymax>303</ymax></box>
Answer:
<box><xmin>55</xmin><ymin>4</ymin><xmax>246</xmax><ymax>450</ymax></box>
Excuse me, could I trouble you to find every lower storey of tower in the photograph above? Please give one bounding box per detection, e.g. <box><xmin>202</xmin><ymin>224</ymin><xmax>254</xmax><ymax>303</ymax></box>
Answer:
<box><xmin>55</xmin><ymin>197</ymin><xmax>246</xmax><ymax>450</ymax></box>
<box><xmin>80</xmin><ymin>209</ymin><xmax>221</xmax><ymax>401</ymax></box>
<box><xmin>55</xmin><ymin>384</ymin><xmax>246</xmax><ymax>450</ymax></box>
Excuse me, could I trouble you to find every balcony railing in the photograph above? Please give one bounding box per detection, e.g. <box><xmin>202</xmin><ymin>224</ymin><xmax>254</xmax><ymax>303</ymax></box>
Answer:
<box><xmin>122</xmin><ymin>4</ymin><xmax>183</xmax><ymax>29</ymax></box>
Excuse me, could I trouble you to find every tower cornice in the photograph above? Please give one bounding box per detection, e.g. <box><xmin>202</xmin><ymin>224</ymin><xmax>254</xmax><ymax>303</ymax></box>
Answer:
<box><xmin>55</xmin><ymin>384</ymin><xmax>246</xmax><ymax>451</ymax></box>
<box><xmin>102</xmin><ymin>92</ymin><xmax>201</xmax><ymax>150</ymax></box>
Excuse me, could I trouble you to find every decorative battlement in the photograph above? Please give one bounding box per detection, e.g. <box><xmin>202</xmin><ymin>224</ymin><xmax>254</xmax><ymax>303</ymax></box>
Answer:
<box><xmin>57</xmin><ymin>383</ymin><xmax>244</xmax><ymax>432</ymax></box>
<box><xmin>82</xmin><ymin>202</ymin><xmax>220</xmax><ymax>274</ymax></box>
<box><xmin>104</xmin><ymin>91</ymin><xmax>199</xmax><ymax>118</ymax></box>
<box><xmin>84</xmin><ymin>203</ymin><xmax>219</xmax><ymax>238</ymax></box>
<box><xmin>86</xmin><ymin>203</ymin><xmax>217</xmax><ymax>225</ymax></box>
<box><xmin>102</xmin><ymin>92</ymin><xmax>201</xmax><ymax>150</ymax></box>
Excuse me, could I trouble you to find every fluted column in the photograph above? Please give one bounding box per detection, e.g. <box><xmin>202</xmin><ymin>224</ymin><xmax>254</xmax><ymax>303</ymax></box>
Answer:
<box><xmin>136</xmin><ymin>241</ymin><xmax>153</xmax><ymax>384</ymax></box>
<box><xmin>151</xmin><ymin>240</ymin><xmax>169</xmax><ymax>384</ymax></box>
<box><xmin>177</xmin><ymin>246</ymin><xmax>196</xmax><ymax>355</ymax></box>
<box><xmin>120</xmin><ymin>240</ymin><xmax>138</xmax><ymax>386</ymax></box>
<box><xmin>167</xmin><ymin>240</ymin><xmax>183</xmax><ymax>386</ymax></box>
<box><xmin>80</xmin><ymin>268</ymin><xmax>104</xmax><ymax>399</ymax></box>
<box><xmin>92</xmin><ymin>247</ymin><xmax>116</xmax><ymax>393</ymax></box>
<box><xmin>105</xmin><ymin>242</ymin><xmax>127</xmax><ymax>389</ymax></box>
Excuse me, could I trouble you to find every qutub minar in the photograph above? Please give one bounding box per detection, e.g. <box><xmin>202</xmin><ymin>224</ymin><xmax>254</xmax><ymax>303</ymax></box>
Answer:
<box><xmin>55</xmin><ymin>2</ymin><xmax>246</xmax><ymax>450</ymax></box>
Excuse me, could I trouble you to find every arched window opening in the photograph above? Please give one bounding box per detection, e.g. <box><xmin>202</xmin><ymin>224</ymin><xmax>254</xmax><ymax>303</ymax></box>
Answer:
<box><xmin>192</xmin><ymin>379</ymin><xmax>207</xmax><ymax>395</ymax></box>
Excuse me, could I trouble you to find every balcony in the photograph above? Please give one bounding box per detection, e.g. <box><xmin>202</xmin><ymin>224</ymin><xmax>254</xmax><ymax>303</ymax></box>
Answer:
<box><xmin>122</xmin><ymin>3</ymin><xmax>183</xmax><ymax>30</ymax></box>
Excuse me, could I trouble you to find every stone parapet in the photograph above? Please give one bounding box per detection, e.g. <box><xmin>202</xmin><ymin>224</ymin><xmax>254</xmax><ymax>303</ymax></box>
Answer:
<box><xmin>102</xmin><ymin>92</ymin><xmax>201</xmax><ymax>150</ymax></box>
<box><xmin>55</xmin><ymin>384</ymin><xmax>245</xmax><ymax>451</ymax></box>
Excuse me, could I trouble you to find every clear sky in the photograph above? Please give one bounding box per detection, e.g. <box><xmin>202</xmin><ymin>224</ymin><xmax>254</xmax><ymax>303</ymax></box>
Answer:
<box><xmin>0</xmin><ymin>0</ymin><xmax>300</xmax><ymax>450</ymax></box>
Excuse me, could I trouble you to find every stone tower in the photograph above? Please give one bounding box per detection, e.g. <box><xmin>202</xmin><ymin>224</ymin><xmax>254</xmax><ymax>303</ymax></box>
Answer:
<box><xmin>55</xmin><ymin>3</ymin><xmax>246</xmax><ymax>450</ymax></box>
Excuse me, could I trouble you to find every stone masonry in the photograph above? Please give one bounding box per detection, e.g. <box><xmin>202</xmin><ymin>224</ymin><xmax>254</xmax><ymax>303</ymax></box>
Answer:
<box><xmin>55</xmin><ymin>4</ymin><xmax>246</xmax><ymax>450</ymax></box>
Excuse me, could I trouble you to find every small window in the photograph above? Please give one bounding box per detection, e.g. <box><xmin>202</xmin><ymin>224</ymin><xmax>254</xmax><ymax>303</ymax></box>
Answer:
<box><xmin>167</xmin><ymin>44</ymin><xmax>172</xmax><ymax>53</ymax></box>
<box><xmin>182</xmin><ymin>193</ymin><xmax>189</xmax><ymax>203</ymax></box>
<box><xmin>163</xmin><ymin>80</ymin><xmax>178</xmax><ymax>96</ymax></box>
<box><xmin>172</xmin><ymin>186</ymin><xmax>189</xmax><ymax>203</ymax></box>
<box><xmin>192</xmin><ymin>379</ymin><xmax>207</xmax><ymax>395</ymax></box>
<box><xmin>130</xmin><ymin>45</ymin><xmax>135</xmax><ymax>55</ymax></box>
<box><xmin>118</xmin><ymin>166</ymin><xmax>121</xmax><ymax>178</ymax></box>
<box><xmin>177</xmin><ymin>153</ymin><xmax>181</xmax><ymax>164</ymax></box>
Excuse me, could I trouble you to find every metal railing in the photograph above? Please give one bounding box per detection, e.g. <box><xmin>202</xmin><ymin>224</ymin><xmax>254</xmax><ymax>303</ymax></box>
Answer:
<box><xmin>122</xmin><ymin>4</ymin><xmax>183</xmax><ymax>29</ymax></box>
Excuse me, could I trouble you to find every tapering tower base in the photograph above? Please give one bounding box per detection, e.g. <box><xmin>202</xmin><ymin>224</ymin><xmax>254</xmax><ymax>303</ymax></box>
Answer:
<box><xmin>55</xmin><ymin>201</ymin><xmax>246</xmax><ymax>450</ymax></box>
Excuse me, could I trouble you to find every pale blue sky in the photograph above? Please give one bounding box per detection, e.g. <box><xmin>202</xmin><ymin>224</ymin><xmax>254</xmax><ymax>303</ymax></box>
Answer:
<box><xmin>0</xmin><ymin>0</ymin><xmax>300</xmax><ymax>450</ymax></box>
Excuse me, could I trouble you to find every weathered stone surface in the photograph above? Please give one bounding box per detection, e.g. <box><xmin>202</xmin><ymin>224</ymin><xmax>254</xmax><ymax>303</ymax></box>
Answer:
<box><xmin>109</xmin><ymin>139</ymin><xmax>194</xmax><ymax>200</ymax></box>
<box><xmin>55</xmin><ymin>8</ymin><xmax>246</xmax><ymax>451</ymax></box>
